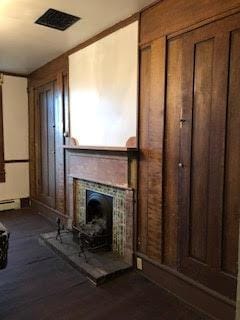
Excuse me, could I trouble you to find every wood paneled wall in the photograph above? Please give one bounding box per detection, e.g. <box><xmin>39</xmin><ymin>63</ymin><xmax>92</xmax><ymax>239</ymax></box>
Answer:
<box><xmin>28</xmin><ymin>1</ymin><xmax>240</xmax><ymax>318</ymax></box>
<box><xmin>28</xmin><ymin>55</ymin><xmax>68</xmax><ymax>216</ymax></box>
<box><xmin>0</xmin><ymin>85</ymin><xmax>5</xmax><ymax>182</ymax></box>
<box><xmin>138</xmin><ymin>0</ymin><xmax>240</xmax><ymax>319</ymax></box>
<box><xmin>141</xmin><ymin>0</ymin><xmax>240</xmax><ymax>44</ymax></box>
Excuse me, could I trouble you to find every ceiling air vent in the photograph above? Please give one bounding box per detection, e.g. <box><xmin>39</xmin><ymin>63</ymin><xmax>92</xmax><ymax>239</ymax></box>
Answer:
<box><xmin>35</xmin><ymin>8</ymin><xmax>81</xmax><ymax>31</ymax></box>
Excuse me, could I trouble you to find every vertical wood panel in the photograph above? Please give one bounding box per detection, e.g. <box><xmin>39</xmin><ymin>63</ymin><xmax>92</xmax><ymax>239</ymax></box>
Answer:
<box><xmin>179</xmin><ymin>37</ymin><xmax>195</xmax><ymax>264</ymax></box>
<box><xmin>40</xmin><ymin>91</ymin><xmax>48</xmax><ymax>195</ymax></box>
<box><xmin>190</xmin><ymin>39</ymin><xmax>214</xmax><ymax>262</ymax></box>
<box><xmin>178</xmin><ymin>18</ymin><xmax>237</xmax><ymax>299</ymax></box>
<box><xmin>28</xmin><ymin>54</ymin><xmax>68</xmax><ymax>215</ymax></box>
<box><xmin>206</xmin><ymin>33</ymin><xmax>230</xmax><ymax>269</ymax></box>
<box><xmin>55</xmin><ymin>74</ymin><xmax>65</xmax><ymax>213</ymax></box>
<box><xmin>63</xmin><ymin>73</ymin><xmax>69</xmax><ymax>138</ymax></box>
<box><xmin>138</xmin><ymin>46</ymin><xmax>151</xmax><ymax>254</ymax></box>
<box><xmin>28</xmin><ymin>86</ymin><xmax>36</xmax><ymax>198</ymax></box>
<box><xmin>222</xmin><ymin>29</ymin><xmax>240</xmax><ymax>275</ymax></box>
<box><xmin>47</xmin><ymin>86</ymin><xmax>55</xmax><ymax>200</ymax></box>
<box><xmin>0</xmin><ymin>85</ymin><xmax>5</xmax><ymax>182</ymax></box>
<box><xmin>163</xmin><ymin>37</ymin><xmax>182</xmax><ymax>267</ymax></box>
<box><xmin>139</xmin><ymin>2</ymin><xmax>240</xmax><ymax>312</ymax></box>
<box><xmin>34</xmin><ymin>89</ymin><xmax>41</xmax><ymax>198</ymax></box>
<box><xmin>36</xmin><ymin>83</ymin><xmax>56</xmax><ymax>208</ymax></box>
<box><xmin>146</xmin><ymin>37</ymin><xmax>166</xmax><ymax>261</ymax></box>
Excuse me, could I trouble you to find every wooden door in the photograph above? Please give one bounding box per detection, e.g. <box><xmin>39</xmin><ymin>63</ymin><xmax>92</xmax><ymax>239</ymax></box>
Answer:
<box><xmin>36</xmin><ymin>82</ymin><xmax>56</xmax><ymax>208</ymax></box>
<box><xmin>176</xmin><ymin>13</ymin><xmax>240</xmax><ymax>299</ymax></box>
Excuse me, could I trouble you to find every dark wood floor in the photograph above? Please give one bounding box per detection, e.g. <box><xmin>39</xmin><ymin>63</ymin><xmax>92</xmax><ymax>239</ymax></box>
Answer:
<box><xmin>0</xmin><ymin>209</ymin><xmax>210</xmax><ymax>320</ymax></box>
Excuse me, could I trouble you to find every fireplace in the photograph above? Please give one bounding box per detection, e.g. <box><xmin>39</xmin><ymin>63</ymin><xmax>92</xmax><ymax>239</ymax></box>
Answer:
<box><xmin>70</xmin><ymin>178</ymin><xmax>134</xmax><ymax>264</ymax></box>
<box><xmin>65</xmin><ymin>146</ymin><xmax>137</xmax><ymax>265</ymax></box>
<box><xmin>81</xmin><ymin>191</ymin><xmax>113</xmax><ymax>250</ymax></box>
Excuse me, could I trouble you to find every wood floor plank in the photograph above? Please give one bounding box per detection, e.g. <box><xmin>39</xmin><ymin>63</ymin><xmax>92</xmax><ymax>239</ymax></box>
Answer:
<box><xmin>0</xmin><ymin>210</ymin><xmax>210</xmax><ymax>320</ymax></box>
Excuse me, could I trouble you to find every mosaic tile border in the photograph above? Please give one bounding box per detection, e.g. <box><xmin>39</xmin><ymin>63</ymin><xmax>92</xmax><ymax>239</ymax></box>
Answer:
<box><xmin>74</xmin><ymin>179</ymin><xmax>134</xmax><ymax>264</ymax></box>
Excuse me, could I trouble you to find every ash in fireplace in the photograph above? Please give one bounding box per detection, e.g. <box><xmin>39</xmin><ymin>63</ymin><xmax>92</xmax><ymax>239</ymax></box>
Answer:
<box><xmin>79</xmin><ymin>218</ymin><xmax>107</xmax><ymax>237</ymax></box>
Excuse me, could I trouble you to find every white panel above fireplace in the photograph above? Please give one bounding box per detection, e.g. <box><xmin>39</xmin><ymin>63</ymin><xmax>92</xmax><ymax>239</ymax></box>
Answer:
<box><xmin>69</xmin><ymin>21</ymin><xmax>138</xmax><ymax>147</ymax></box>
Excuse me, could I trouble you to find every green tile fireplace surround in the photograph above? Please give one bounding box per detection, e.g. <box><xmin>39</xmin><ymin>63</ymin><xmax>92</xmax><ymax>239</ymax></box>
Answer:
<box><xmin>72</xmin><ymin>178</ymin><xmax>134</xmax><ymax>265</ymax></box>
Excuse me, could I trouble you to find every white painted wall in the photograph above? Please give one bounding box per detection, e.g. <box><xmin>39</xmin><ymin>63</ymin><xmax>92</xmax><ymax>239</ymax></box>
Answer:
<box><xmin>0</xmin><ymin>75</ymin><xmax>29</xmax><ymax>201</ymax></box>
<box><xmin>69</xmin><ymin>21</ymin><xmax>138</xmax><ymax>147</ymax></box>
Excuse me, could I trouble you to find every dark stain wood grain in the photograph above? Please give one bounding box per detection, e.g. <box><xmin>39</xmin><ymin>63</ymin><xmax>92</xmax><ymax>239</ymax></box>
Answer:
<box><xmin>222</xmin><ymin>29</ymin><xmax>240</xmax><ymax>275</ymax></box>
<box><xmin>0</xmin><ymin>85</ymin><xmax>5</xmax><ymax>182</ymax></box>
<box><xmin>140</xmin><ymin>0</ymin><xmax>240</xmax><ymax>44</ymax></box>
<box><xmin>177</xmin><ymin>14</ymin><xmax>240</xmax><ymax>300</ymax></box>
<box><xmin>0</xmin><ymin>209</ymin><xmax>209</xmax><ymax>320</ymax></box>
<box><xmin>138</xmin><ymin>46</ymin><xmax>151</xmax><ymax>254</ymax></box>
<box><xmin>163</xmin><ymin>37</ymin><xmax>183</xmax><ymax>267</ymax></box>
<box><xmin>139</xmin><ymin>4</ymin><xmax>240</xmax><ymax>316</ymax></box>
<box><xmin>28</xmin><ymin>55</ymin><xmax>68</xmax><ymax>216</ymax></box>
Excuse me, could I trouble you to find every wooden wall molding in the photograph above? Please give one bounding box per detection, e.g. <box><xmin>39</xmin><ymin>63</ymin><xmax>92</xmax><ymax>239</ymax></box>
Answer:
<box><xmin>66</xmin><ymin>13</ymin><xmax>139</xmax><ymax>57</ymax></box>
<box><xmin>31</xmin><ymin>198</ymin><xmax>68</xmax><ymax>225</ymax></box>
<box><xmin>29</xmin><ymin>13</ymin><xmax>139</xmax><ymax>83</ymax></box>
<box><xmin>65</xmin><ymin>148</ymin><xmax>137</xmax><ymax>190</ymax></box>
<box><xmin>140</xmin><ymin>0</ymin><xmax>240</xmax><ymax>45</ymax></box>
<box><xmin>137</xmin><ymin>253</ymin><xmax>235</xmax><ymax>320</ymax></box>
<box><xmin>4</xmin><ymin>159</ymin><xmax>29</xmax><ymax>164</ymax></box>
<box><xmin>28</xmin><ymin>55</ymin><xmax>68</xmax><ymax>88</ymax></box>
<box><xmin>0</xmin><ymin>71</ymin><xmax>27</xmax><ymax>78</ymax></box>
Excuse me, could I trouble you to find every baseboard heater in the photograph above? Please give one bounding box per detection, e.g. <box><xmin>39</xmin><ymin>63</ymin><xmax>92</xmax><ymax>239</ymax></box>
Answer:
<box><xmin>0</xmin><ymin>199</ymin><xmax>21</xmax><ymax>211</ymax></box>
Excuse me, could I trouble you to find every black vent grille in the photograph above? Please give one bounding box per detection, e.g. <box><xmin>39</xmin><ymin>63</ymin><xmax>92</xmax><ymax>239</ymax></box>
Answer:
<box><xmin>35</xmin><ymin>8</ymin><xmax>80</xmax><ymax>31</ymax></box>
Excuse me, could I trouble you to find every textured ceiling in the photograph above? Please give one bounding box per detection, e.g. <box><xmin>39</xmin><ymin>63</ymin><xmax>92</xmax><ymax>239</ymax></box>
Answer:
<box><xmin>0</xmin><ymin>0</ymin><xmax>156</xmax><ymax>74</ymax></box>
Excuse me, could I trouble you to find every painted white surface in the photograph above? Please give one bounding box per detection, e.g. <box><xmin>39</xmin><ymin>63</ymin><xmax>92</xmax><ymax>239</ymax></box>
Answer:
<box><xmin>0</xmin><ymin>75</ymin><xmax>29</xmax><ymax>201</ymax></box>
<box><xmin>0</xmin><ymin>0</ymin><xmax>156</xmax><ymax>74</ymax></box>
<box><xmin>69</xmin><ymin>21</ymin><xmax>138</xmax><ymax>147</ymax></box>
<box><xmin>0</xmin><ymin>164</ymin><xmax>29</xmax><ymax>201</ymax></box>
<box><xmin>2</xmin><ymin>76</ymin><xmax>28</xmax><ymax>160</ymax></box>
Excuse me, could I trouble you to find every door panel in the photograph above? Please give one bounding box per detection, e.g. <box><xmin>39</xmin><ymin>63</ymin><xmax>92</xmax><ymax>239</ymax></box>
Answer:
<box><xmin>37</xmin><ymin>82</ymin><xmax>56</xmax><ymax>208</ymax></box>
<box><xmin>163</xmin><ymin>37</ymin><xmax>183</xmax><ymax>266</ymax></box>
<box><xmin>177</xmin><ymin>15</ymin><xmax>240</xmax><ymax>299</ymax></box>
<box><xmin>222</xmin><ymin>29</ymin><xmax>240</xmax><ymax>276</ymax></box>
<box><xmin>189</xmin><ymin>39</ymin><xmax>213</xmax><ymax>263</ymax></box>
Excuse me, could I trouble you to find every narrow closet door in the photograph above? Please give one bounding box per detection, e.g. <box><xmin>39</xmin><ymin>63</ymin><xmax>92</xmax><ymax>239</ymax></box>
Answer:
<box><xmin>178</xmin><ymin>13</ymin><xmax>240</xmax><ymax>299</ymax></box>
<box><xmin>36</xmin><ymin>81</ymin><xmax>56</xmax><ymax>208</ymax></box>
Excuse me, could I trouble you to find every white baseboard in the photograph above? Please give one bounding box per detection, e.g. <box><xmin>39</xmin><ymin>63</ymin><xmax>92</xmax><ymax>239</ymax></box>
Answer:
<box><xmin>0</xmin><ymin>199</ymin><xmax>21</xmax><ymax>211</ymax></box>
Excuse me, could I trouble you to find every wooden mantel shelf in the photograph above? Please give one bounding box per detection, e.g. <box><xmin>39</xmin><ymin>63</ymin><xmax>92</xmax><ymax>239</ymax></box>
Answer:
<box><xmin>63</xmin><ymin>145</ymin><xmax>138</xmax><ymax>155</ymax></box>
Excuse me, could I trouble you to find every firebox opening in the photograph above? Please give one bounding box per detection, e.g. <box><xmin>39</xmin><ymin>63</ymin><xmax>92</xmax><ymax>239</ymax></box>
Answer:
<box><xmin>86</xmin><ymin>190</ymin><xmax>113</xmax><ymax>246</ymax></box>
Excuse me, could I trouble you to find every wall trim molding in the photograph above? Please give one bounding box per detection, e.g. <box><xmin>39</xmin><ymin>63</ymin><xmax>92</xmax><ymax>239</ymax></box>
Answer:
<box><xmin>4</xmin><ymin>159</ymin><xmax>29</xmax><ymax>164</ymax></box>
<box><xmin>0</xmin><ymin>71</ymin><xmax>28</xmax><ymax>78</ymax></box>
<box><xmin>136</xmin><ymin>252</ymin><xmax>236</xmax><ymax>320</ymax></box>
<box><xmin>31</xmin><ymin>198</ymin><xmax>68</xmax><ymax>224</ymax></box>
